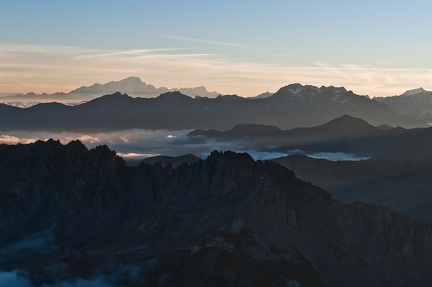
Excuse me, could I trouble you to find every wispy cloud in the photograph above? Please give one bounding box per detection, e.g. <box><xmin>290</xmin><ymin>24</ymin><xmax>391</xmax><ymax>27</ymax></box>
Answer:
<box><xmin>73</xmin><ymin>48</ymin><xmax>184</xmax><ymax>60</ymax></box>
<box><xmin>160</xmin><ymin>35</ymin><xmax>260</xmax><ymax>50</ymax></box>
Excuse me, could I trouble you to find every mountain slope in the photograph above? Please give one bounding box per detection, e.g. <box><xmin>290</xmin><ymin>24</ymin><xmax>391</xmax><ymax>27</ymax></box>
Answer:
<box><xmin>272</xmin><ymin>154</ymin><xmax>432</xmax><ymax>220</ymax></box>
<box><xmin>375</xmin><ymin>88</ymin><xmax>432</xmax><ymax>123</ymax></box>
<box><xmin>1</xmin><ymin>141</ymin><xmax>432</xmax><ymax>286</ymax></box>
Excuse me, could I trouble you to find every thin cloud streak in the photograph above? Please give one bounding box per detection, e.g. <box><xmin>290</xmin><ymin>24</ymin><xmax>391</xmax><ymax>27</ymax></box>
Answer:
<box><xmin>73</xmin><ymin>48</ymin><xmax>184</xmax><ymax>60</ymax></box>
<box><xmin>160</xmin><ymin>35</ymin><xmax>259</xmax><ymax>50</ymax></box>
<box><xmin>1</xmin><ymin>43</ymin><xmax>432</xmax><ymax>97</ymax></box>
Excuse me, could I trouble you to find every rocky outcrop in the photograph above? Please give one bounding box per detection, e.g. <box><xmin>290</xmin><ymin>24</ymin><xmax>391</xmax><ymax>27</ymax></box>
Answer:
<box><xmin>1</xmin><ymin>141</ymin><xmax>432</xmax><ymax>286</ymax></box>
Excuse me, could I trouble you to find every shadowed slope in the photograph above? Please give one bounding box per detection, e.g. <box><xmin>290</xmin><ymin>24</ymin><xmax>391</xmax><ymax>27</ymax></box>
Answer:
<box><xmin>0</xmin><ymin>141</ymin><xmax>432</xmax><ymax>286</ymax></box>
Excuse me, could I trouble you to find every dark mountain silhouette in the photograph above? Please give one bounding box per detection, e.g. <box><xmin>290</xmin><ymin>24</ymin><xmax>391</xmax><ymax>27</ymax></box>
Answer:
<box><xmin>190</xmin><ymin>115</ymin><xmax>380</xmax><ymax>137</ymax></box>
<box><xmin>190</xmin><ymin>115</ymin><xmax>423</xmax><ymax>158</ymax></box>
<box><xmin>2</xmin><ymin>140</ymin><xmax>432</xmax><ymax>286</ymax></box>
<box><xmin>188</xmin><ymin>123</ymin><xmax>281</xmax><ymax>137</ymax></box>
<box><xmin>375</xmin><ymin>88</ymin><xmax>432</xmax><ymax>123</ymax></box>
<box><xmin>272</xmin><ymin>154</ymin><xmax>432</xmax><ymax>220</ymax></box>
<box><xmin>0</xmin><ymin>84</ymin><xmax>425</xmax><ymax>132</ymax></box>
<box><xmin>10</xmin><ymin>76</ymin><xmax>221</xmax><ymax>101</ymax></box>
<box><xmin>285</xmin><ymin>114</ymin><xmax>382</xmax><ymax>140</ymax></box>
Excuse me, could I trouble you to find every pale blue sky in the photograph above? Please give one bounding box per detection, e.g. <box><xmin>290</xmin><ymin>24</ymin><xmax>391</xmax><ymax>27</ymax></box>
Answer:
<box><xmin>1</xmin><ymin>0</ymin><xmax>432</xmax><ymax>96</ymax></box>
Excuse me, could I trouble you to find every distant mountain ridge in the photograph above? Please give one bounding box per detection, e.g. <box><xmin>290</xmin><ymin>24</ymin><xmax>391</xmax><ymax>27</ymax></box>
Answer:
<box><xmin>374</xmin><ymin>87</ymin><xmax>432</xmax><ymax>123</ymax></box>
<box><xmin>10</xmin><ymin>76</ymin><xmax>221</xmax><ymax>100</ymax></box>
<box><xmin>189</xmin><ymin>114</ymin><xmax>424</xmax><ymax>158</ymax></box>
<box><xmin>189</xmin><ymin>115</ymin><xmax>381</xmax><ymax>140</ymax></box>
<box><xmin>0</xmin><ymin>83</ymin><xmax>426</xmax><ymax>132</ymax></box>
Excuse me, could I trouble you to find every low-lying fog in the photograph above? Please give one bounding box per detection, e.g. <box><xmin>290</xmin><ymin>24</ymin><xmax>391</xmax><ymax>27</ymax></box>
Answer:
<box><xmin>0</xmin><ymin>129</ymin><xmax>369</xmax><ymax>164</ymax></box>
<box><xmin>0</xmin><ymin>99</ymin><xmax>86</xmax><ymax>108</ymax></box>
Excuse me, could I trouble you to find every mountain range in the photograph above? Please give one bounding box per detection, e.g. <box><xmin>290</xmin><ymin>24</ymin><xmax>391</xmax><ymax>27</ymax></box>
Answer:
<box><xmin>2</xmin><ymin>140</ymin><xmax>432</xmax><ymax>286</ymax></box>
<box><xmin>8</xmin><ymin>76</ymin><xmax>221</xmax><ymax>101</ymax></box>
<box><xmin>5</xmin><ymin>78</ymin><xmax>432</xmax><ymax>127</ymax></box>
<box><xmin>0</xmin><ymin>84</ymin><xmax>426</xmax><ymax>132</ymax></box>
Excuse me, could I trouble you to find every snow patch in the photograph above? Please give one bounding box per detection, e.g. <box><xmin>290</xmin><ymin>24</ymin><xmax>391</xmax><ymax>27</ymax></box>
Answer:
<box><xmin>332</xmin><ymin>94</ymin><xmax>342</xmax><ymax>102</ymax></box>
<box><xmin>288</xmin><ymin>87</ymin><xmax>304</xmax><ymax>94</ymax></box>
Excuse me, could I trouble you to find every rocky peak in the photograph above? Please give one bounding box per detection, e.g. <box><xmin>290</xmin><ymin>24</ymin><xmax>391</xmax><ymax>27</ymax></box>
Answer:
<box><xmin>271</xmin><ymin>83</ymin><xmax>352</xmax><ymax>103</ymax></box>
<box><xmin>319</xmin><ymin>85</ymin><xmax>348</xmax><ymax>94</ymax></box>
<box><xmin>401</xmin><ymin>87</ymin><xmax>427</xmax><ymax>97</ymax></box>
<box><xmin>274</xmin><ymin>83</ymin><xmax>312</xmax><ymax>95</ymax></box>
<box><xmin>118</xmin><ymin>76</ymin><xmax>144</xmax><ymax>84</ymax></box>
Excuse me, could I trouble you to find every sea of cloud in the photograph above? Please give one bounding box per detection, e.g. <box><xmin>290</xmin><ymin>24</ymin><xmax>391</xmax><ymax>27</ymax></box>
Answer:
<box><xmin>0</xmin><ymin>129</ymin><xmax>369</xmax><ymax>164</ymax></box>
<box><xmin>0</xmin><ymin>225</ymin><xmax>140</xmax><ymax>287</ymax></box>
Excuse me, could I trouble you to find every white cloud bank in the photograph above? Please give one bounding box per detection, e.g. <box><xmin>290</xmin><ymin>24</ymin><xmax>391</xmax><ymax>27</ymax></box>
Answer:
<box><xmin>1</xmin><ymin>43</ymin><xmax>432</xmax><ymax>97</ymax></box>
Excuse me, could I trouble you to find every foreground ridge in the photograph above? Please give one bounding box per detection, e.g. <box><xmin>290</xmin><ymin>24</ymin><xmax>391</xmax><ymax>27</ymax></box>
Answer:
<box><xmin>0</xmin><ymin>141</ymin><xmax>431</xmax><ymax>286</ymax></box>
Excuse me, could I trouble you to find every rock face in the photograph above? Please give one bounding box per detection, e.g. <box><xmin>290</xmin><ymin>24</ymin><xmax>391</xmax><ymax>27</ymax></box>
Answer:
<box><xmin>1</xmin><ymin>141</ymin><xmax>432</xmax><ymax>286</ymax></box>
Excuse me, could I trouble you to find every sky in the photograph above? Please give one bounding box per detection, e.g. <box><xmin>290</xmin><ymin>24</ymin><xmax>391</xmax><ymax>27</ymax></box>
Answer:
<box><xmin>1</xmin><ymin>0</ymin><xmax>432</xmax><ymax>97</ymax></box>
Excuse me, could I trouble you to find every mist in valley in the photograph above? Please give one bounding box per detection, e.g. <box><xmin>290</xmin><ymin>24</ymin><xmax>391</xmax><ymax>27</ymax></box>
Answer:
<box><xmin>0</xmin><ymin>129</ymin><xmax>370</xmax><ymax>164</ymax></box>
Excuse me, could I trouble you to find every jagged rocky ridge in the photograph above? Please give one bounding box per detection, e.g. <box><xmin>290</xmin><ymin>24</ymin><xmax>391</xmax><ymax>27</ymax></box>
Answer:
<box><xmin>1</xmin><ymin>140</ymin><xmax>432</xmax><ymax>286</ymax></box>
